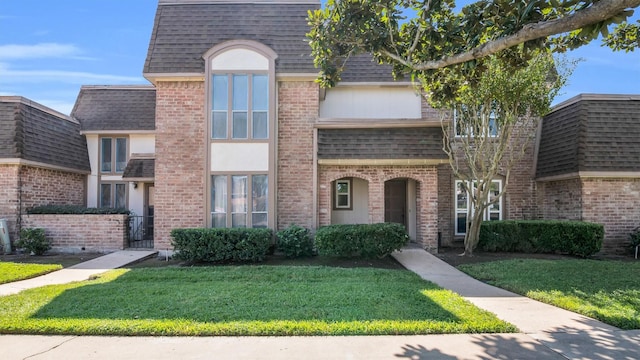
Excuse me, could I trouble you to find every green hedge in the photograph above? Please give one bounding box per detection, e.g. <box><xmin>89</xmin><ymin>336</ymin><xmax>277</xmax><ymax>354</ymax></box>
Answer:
<box><xmin>27</xmin><ymin>205</ymin><xmax>130</xmax><ymax>215</ymax></box>
<box><xmin>315</xmin><ymin>223</ymin><xmax>409</xmax><ymax>258</ymax></box>
<box><xmin>478</xmin><ymin>220</ymin><xmax>603</xmax><ymax>257</ymax></box>
<box><xmin>171</xmin><ymin>228</ymin><xmax>273</xmax><ymax>263</ymax></box>
<box><xmin>16</xmin><ymin>228</ymin><xmax>51</xmax><ymax>256</ymax></box>
<box><xmin>276</xmin><ymin>225</ymin><xmax>314</xmax><ymax>258</ymax></box>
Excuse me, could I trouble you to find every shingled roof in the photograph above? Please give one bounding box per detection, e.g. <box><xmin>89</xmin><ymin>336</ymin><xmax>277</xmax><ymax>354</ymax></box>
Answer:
<box><xmin>318</xmin><ymin>127</ymin><xmax>447</xmax><ymax>160</ymax></box>
<box><xmin>122</xmin><ymin>158</ymin><xmax>155</xmax><ymax>181</ymax></box>
<box><xmin>72</xmin><ymin>86</ymin><xmax>156</xmax><ymax>132</ymax></box>
<box><xmin>536</xmin><ymin>94</ymin><xmax>640</xmax><ymax>179</ymax></box>
<box><xmin>0</xmin><ymin>97</ymin><xmax>90</xmax><ymax>172</ymax></box>
<box><xmin>143</xmin><ymin>0</ymin><xmax>395</xmax><ymax>82</ymax></box>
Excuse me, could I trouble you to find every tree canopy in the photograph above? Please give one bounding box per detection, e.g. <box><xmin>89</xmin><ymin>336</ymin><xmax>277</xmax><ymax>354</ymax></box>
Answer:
<box><xmin>308</xmin><ymin>0</ymin><xmax>639</xmax><ymax>101</ymax></box>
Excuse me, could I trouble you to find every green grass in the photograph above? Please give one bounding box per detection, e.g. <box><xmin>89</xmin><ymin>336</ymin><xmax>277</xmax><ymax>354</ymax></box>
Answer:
<box><xmin>0</xmin><ymin>262</ymin><xmax>63</xmax><ymax>284</ymax></box>
<box><xmin>459</xmin><ymin>259</ymin><xmax>640</xmax><ymax>329</ymax></box>
<box><xmin>0</xmin><ymin>266</ymin><xmax>516</xmax><ymax>336</ymax></box>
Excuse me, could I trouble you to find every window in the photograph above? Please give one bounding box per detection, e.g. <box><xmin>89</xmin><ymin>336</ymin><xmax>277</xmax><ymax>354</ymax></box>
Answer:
<box><xmin>100</xmin><ymin>182</ymin><xmax>127</xmax><ymax>209</ymax></box>
<box><xmin>100</xmin><ymin>137</ymin><xmax>127</xmax><ymax>173</ymax></box>
<box><xmin>212</xmin><ymin>73</ymin><xmax>269</xmax><ymax>140</ymax></box>
<box><xmin>334</xmin><ymin>178</ymin><xmax>352</xmax><ymax>210</ymax></box>
<box><xmin>455</xmin><ymin>179</ymin><xmax>502</xmax><ymax>235</ymax></box>
<box><xmin>211</xmin><ymin>174</ymin><xmax>268</xmax><ymax>228</ymax></box>
<box><xmin>454</xmin><ymin>107</ymin><xmax>498</xmax><ymax>137</ymax></box>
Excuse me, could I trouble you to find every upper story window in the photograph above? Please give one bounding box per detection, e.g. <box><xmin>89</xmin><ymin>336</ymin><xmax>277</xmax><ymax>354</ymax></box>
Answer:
<box><xmin>454</xmin><ymin>107</ymin><xmax>499</xmax><ymax>137</ymax></box>
<box><xmin>212</xmin><ymin>73</ymin><xmax>269</xmax><ymax>140</ymax></box>
<box><xmin>101</xmin><ymin>137</ymin><xmax>127</xmax><ymax>173</ymax></box>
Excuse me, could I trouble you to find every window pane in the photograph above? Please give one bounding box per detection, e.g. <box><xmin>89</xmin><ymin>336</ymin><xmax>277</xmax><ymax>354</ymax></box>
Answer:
<box><xmin>101</xmin><ymin>138</ymin><xmax>112</xmax><ymax>172</ymax></box>
<box><xmin>232</xmin><ymin>112</ymin><xmax>248</xmax><ymax>138</ymax></box>
<box><xmin>457</xmin><ymin>213</ymin><xmax>467</xmax><ymax>234</ymax></box>
<box><xmin>100</xmin><ymin>184</ymin><xmax>111</xmax><ymax>208</ymax></box>
<box><xmin>212</xmin><ymin>213</ymin><xmax>226</xmax><ymax>228</ymax></box>
<box><xmin>456</xmin><ymin>181</ymin><xmax>467</xmax><ymax>210</ymax></box>
<box><xmin>252</xmin><ymin>75</ymin><xmax>268</xmax><ymax>111</ymax></box>
<box><xmin>212</xmin><ymin>175</ymin><xmax>227</xmax><ymax>213</ymax></box>
<box><xmin>115</xmin><ymin>183</ymin><xmax>126</xmax><ymax>208</ymax></box>
<box><xmin>232</xmin><ymin>214</ymin><xmax>247</xmax><ymax>228</ymax></box>
<box><xmin>212</xmin><ymin>111</ymin><xmax>227</xmax><ymax>139</ymax></box>
<box><xmin>489</xmin><ymin>181</ymin><xmax>500</xmax><ymax>211</ymax></box>
<box><xmin>489</xmin><ymin>213</ymin><xmax>500</xmax><ymax>221</ymax></box>
<box><xmin>232</xmin><ymin>176</ymin><xmax>247</xmax><ymax>213</ymax></box>
<box><xmin>336</xmin><ymin>181</ymin><xmax>349</xmax><ymax>194</ymax></box>
<box><xmin>232</xmin><ymin>75</ymin><xmax>248</xmax><ymax>110</ymax></box>
<box><xmin>212</xmin><ymin>75</ymin><xmax>228</xmax><ymax>110</ymax></box>
<box><xmin>252</xmin><ymin>175</ymin><xmax>268</xmax><ymax>212</ymax></box>
<box><xmin>115</xmin><ymin>138</ymin><xmax>127</xmax><ymax>172</ymax></box>
<box><xmin>337</xmin><ymin>194</ymin><xmax>349</xmax><ymax>207</ymax></box>
<box><xmin>252</xmin><ymin>213</ymin><xmax>268</xmax><ymax>228</ymax></box>
<box><xmin>252</xmin><ymin>111</ymin><xmax>268</xmax><ymax>139</ymax></box>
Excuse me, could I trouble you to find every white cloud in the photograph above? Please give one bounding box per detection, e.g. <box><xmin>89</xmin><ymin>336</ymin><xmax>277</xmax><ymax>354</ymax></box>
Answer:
<box><xmin>0</xmin><ymin>63</ymin><xmax>145</xmax><ymax>84</ymax></box>
<box><xmin>0</xmin><ymin>43</ymin><xmax>83</xmax><ymax>60</ymax></box>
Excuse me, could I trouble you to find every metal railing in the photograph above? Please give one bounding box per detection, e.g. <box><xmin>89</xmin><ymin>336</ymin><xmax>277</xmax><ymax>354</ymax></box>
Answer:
<box><xmin>127</xmin><ymin>215</ymin><xmax>154</xmax><ymax>249</ymax></box>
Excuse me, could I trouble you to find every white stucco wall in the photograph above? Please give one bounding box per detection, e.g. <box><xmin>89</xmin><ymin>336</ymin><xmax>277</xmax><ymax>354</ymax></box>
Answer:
<box><xmin>211</xmin><ymin>48</ymin><xmax>269</xmax><ymax>71</ymax></box>
<box><xmin>320</xmin><ymin>86</ymin><xmax>421</xmax><ymax>119</ymax></box>
<box><xmin>211</xmin><ymin>143</ymin><xmax>269</xmax><ymax>172</ymax></box>
<box><xmin>331</xmin><ymin>178</ymin><xmax>369</xmax><ymax>224</ymax></box>
<box><xmin>85</xmin><ymin>134</ymin><xmax>99</xmax><ymax>207</ymax></box>
<box><xmin>130</xmin><ymin>134</ymin><xmax>155</xmax><ymax>154</ymax></box>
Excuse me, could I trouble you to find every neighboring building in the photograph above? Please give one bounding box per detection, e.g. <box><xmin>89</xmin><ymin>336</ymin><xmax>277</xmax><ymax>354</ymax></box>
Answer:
<box><xmin>0</xmin><ymin>96</ymin><xmax>90</xmax><ymax>240</ymax></box>
<box><xmin>3</xmin><ymin>1</ymin><xmax>638</xmax><ymax>255</ymax></box>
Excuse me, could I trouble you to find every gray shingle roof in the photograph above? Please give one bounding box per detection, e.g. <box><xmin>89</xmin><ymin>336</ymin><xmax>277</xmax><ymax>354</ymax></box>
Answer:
<box><xmin>0</xmin><ymin>97</ymin><xmax>90</xmax><ymax>172</ymax></box>
<box><xmin>536</xmin><ymin>94</ymin><xmax>640</xmax><ymax>179</ymax></box>
<box><xmin>122</xmin><ymin>159</ymin><xmax>155</xmax><ymax>180</ymax></box>
<box><xmin>143</xmin><ymin>1</ymin><xmax>396</xmax><ymax>82</ymax></box>
<box><xmin>72</xmin><ymin>86</ymin><xmax>156</xmax><ymax>132</ymax></box>
<box><xmin>318</xmin><ymin>127</ymin><xmax>446</xmax><ymax>160</ymax></box>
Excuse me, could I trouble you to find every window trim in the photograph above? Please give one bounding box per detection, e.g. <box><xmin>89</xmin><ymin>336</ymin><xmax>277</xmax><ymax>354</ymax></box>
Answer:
<box><xmin>211</xmin><ymin>173</ymin><xmax>268</xmax><ymax>229</ymax></box>
<box><xmin>333</xmin><ymin>178</ymin><xmax>353</xmax><ymax>210</ymax></box>
<box><xmin>454</xmin><ymin>179</ymin><xmax>503</xmax><ymax>235</ymax></box>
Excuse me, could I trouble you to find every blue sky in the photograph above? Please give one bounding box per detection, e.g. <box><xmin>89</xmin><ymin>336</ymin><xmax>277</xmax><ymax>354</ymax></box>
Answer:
<box><xmin>1</xmin><ymin>0</ymin><xmax>638</xmax><ymax>115</ymax></box>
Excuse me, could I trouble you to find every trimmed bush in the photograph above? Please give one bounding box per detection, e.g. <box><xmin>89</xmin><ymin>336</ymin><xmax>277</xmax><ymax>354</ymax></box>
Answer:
<box><xmin>16</xmin><ymin>228</ymin><xmax>51</xmax><ymax>255</ymax></box>
<box><xmin>478</xmin><ymin>220</ymin><xmax>603</xmax><ymax>257</ymax></box>
<box><xmin>171</xmin><ymin>228</ymin><xmax>272</xmax><ymax>263</ymax></box>
<box><xmin>315</xmin><ymin>223</ymin><xmax>409</xmax><ymax>258</ymax></box>
<box><xmin>27</xmin><ymin>205</ymin><xmax>130</xmax><ymax>215</ymax></box>
<box><xmin>277</xmin><ymin>225</ymin><xmax>314</xmax><ymax>258</ymax></box>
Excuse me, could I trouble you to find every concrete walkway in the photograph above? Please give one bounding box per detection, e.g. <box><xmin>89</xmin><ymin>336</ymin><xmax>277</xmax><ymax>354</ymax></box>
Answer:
<box><xmin>0</xmin><ymin>250</ymin><xmax>156</xmax><ymax>296</ymax></box>
<box><xmin>0</xmin><ymin>248</ymin><xmax>638</xmax><ymax>359</ymax></box>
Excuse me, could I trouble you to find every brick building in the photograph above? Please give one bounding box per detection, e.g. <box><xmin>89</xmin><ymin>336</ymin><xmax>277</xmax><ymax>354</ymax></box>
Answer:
<box><xmin>2</xmin><ymin>0</ymin><xmax>638</xmax><ymax>255</ymax></box>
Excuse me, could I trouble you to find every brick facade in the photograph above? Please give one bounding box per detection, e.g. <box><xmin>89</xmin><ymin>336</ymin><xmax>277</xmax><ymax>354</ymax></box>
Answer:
<box><xmin>276</xmin><ymin>81</ymin><xmax>318</xmax><ymax>230</ymax></box>
<box><xmin>318</xmin><ymin>165</ymin><xmax>439</xmax><ymax>252</ymax></box>
<box><xmin>22</xmin><ymin>214</ymin><xmax>127</xmax><ymax>253</ymax></box>
<box><xmin>154</xmin><ymin>81</ymin><xmax>206</xmax><ymax>249</ymax></box>
<box><xmin>0</xmin><ymin>164</ymin><xmax>85</xmax><ymax>243</ymax></box>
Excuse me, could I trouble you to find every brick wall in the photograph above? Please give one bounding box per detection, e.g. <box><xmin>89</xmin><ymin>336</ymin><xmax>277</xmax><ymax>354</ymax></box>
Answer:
<box><xmin>437</xmin><ymin>164</ymin><xmax>453</xmax><ymax>247</ymax></box>
<box><xmin>154</xmin><ymin>81</ymin><xmax>207</xmax><ymax>250</ymax></box>
<box><xmin>318</xmin><ymin>165</ymin><xmax>439</xmax><ymax>252</ymax></box>
<box><xmin>540</xmin><ymin>178</ymin><xmax>583</xmax><ymax>221</ymax></box>
<box><xmin>277</xmin><ymin>81</ymin><xmax>318</xmax><ymax>230</ymax></box>
<box><xmin>0</xmin><ymin>164</ymin><xmax>85</xmax><ymax>243</ymax></box>
<box><xmin>581</xmin><ymin>178</ymin><xmax>640</xmax><ymax>254</ymax></box>
<box><xmin>22</xmin><ymin>214</ymin><xmax>127</xmax><ymax>253</ymax></box>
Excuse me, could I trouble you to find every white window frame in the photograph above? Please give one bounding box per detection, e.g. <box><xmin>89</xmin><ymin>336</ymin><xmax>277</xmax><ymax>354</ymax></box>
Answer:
<box><xmin>454</xmin><ymin>179</ymin><xmax>503</xmax><ymax>235</ymax></box>
<box><xmin>453</xmin><ymin>108</ymin><xmax>499</xmax><ymax>138</ymax></box>
<box><xmin>211</xmin><ymin>174</ymin><xmax>268</xmax><ymax>228</ymax></box>
<box><xmin>334</xmin><ymin>178</ymin><xmax>352</xmax><ymax>210</ymax></box>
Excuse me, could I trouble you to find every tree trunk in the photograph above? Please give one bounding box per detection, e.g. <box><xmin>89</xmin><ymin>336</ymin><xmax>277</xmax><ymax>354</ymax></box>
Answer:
<box><xmin>464</xmin><ymin>207</ymin><xmax>485</xmax><ymax>256</ymax></box>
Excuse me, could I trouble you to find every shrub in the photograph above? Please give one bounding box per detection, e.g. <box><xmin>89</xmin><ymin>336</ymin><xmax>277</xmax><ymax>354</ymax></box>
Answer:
<box><xmin>315</xmin><ymin>223</ymin><xmax>409</xmax><ymax>258</ymax></box>
<box><xmin>16</xmin><ymin>228</ymin><xmax>51</xmax><ymax>256</ymax></box>
<box><xmin>277</xmin><ymin>225</ymin><xmax>314</xmax><ymax>258</ymax></box>
<box><xmin>479</xmin><ymin>220</ymin><xmax>603</xmax><ymax>257</ymax></box>
<box><xmin>629</xmin><ymin>227</ymin><xmax>640</xmax><ymax>250</ymax></box>
<box><xmin>171</xmin><ymin>228</ymin><xmax>272</xmax><ymax>263</ymax></box>
<box><xmin>27</xmin><ymin>205</ymin><xmax>130</xmax><ymax>215</ymax></box>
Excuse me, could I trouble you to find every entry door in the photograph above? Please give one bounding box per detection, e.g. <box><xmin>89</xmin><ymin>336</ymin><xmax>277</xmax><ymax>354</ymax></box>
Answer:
<box><xmin>385</xmin><ymin>180</ymin><xmax>407</xmax><ymax>227</ymax></box>
<box><xmin>144</xmin><ymin>184</ymin><xmax>155</xmax><ymax>240</ymax></box>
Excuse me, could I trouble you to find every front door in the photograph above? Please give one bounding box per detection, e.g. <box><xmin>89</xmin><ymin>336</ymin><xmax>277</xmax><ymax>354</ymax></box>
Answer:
<box><xmin>384</xmin><ymin>179</ymin><xmax>407</xmax><ymax>227</ymax></box>
<box><xmin>144</xmin><ymin>184</ymin><xmax>155</xmax><ymax>241</ymax></box>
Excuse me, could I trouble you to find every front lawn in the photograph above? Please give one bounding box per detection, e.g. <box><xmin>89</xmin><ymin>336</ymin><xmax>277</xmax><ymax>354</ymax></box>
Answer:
<box><xmin>459</xmin><ymin>259</ymin><xmax>640</xmax><ymax>329</ymax></box>
<box><xmin>0</xmin><ymin>263</ymin><xmax>62</xmax><ymax>284</ymax></box>
<box><xmin>0</xmin><ymin>266</ymin><xmax>516</xmax><ymax>336</ymax></box>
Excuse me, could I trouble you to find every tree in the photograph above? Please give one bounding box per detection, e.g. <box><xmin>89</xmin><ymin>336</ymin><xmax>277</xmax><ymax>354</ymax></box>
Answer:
<box><xmin>440</xmin><ymin>53</ymin><xmax>573</xmax><ymax>255</ymax></box>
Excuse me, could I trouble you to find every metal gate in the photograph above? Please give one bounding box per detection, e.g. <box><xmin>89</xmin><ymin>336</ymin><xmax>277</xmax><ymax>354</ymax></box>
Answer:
<box><xmin>127</xmin><ymin>215</ymin><xmax>154</xmax><ymax>249</ymax></box>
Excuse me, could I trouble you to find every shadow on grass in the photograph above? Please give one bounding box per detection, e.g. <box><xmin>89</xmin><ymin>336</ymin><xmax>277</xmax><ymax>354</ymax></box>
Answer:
<box><xmin>31</xmin><ymin>267</ymin><xmax>463</xmax><ymax>324</ymax></box>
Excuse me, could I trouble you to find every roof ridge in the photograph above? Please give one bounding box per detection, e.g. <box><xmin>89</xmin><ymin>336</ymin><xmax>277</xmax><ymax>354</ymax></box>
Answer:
<box><xmin>0</xmin><ymin>96</ymin><xmax>76</xmax><ymax>123</ymax></box>
<box><xmin>79</xmin><ymin>85</ymin><xmax>155</xmax><ymax>90</ymax></box>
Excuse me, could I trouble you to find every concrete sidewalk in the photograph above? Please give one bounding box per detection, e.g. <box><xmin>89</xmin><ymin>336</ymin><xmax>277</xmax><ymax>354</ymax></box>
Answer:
<box><xmin>0</xmin><ymin>248</ymin><xmax>638</xmax><ymax>359</ymax></box>
<box><xmin>0</xmin><ymin>250</ymin><xmax>156</xmax><ymax>296</ymax></box>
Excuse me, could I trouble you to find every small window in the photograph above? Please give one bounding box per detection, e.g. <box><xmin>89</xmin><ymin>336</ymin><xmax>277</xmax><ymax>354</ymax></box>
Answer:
<box><xmin>100</xmin><ymin>182</ymin><xmax>127</xmax><ymax>209</ymax></box>
<box><xmin>334</xmin><ymin>179</ymin><xmax>352</xmax><ymax>210</ymax></box>
<box><xmin>454</xmin><ymin>179</ymin><xmax>502</xmax><ymax>235</ymax></box>
<box><xmin>100</xmin><ymin>137</ymin><xmax>127</xmax><ymax>173</ymax></box>
<box><xmin>454</xmin><ymin>107</ymin><xmax>499</xmax><ymax>137</ymax></box>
